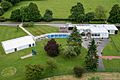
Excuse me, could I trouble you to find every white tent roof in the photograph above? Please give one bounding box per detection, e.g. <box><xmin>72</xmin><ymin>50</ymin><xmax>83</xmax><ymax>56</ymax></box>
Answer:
<box><xmin>103</xmin><ymin>24</ymin><xmax>118</xmax><ymax>30</ymax></box>
<box><xmin>1</xmin><ymin>36</ymin><xmax>35</xmax><ymax>51</ymax></box>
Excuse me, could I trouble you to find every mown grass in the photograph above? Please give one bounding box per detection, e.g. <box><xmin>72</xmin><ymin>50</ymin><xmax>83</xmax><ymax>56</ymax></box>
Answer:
<box><xmin>0</xmin><ymin>26</ymin><xmax>87</xmax><ymax>80</ymax></box>
<box><xmin>25</xmin><ymin>25</ymin><xmax>59</xmax><ymax>36</ymax></box>
<box><xmin>103</xmin><ymin>32</ymin><xmax>120</xmax><ymax>56</ymax></box>
<box><xmin>2</xmin><ymin>0</ymin><xmax>120</xmax><ymax>18</ymax></box>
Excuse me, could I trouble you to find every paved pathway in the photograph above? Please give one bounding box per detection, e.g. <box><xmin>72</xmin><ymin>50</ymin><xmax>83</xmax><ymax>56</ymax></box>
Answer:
<box><xmin>82</xmin><ymin>39</ymin><xmax>109</xmax><ymax>71</ymax></box>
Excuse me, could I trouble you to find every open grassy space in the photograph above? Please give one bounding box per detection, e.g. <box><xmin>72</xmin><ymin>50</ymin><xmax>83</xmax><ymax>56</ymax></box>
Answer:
<box><xmin>0</xmin><ymin>26</ymin><xmax>87</xmax><ymax>80</ymax></box>
<box><xmin>2</xmin><ymin>0</ymin><xmax>120</xmax><ymax>18</ymax></box>
<box><xmin>25</xmin><ymin>25</ymin><xmax>59</xmax><ymax>36</ymax></box>
<box><xmin>103</xmin><ymin>32</ymin><xmax>120</xmax><ymax>56</ymax></box>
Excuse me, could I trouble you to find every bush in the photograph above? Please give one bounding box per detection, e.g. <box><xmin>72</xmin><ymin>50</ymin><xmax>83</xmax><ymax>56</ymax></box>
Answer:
<box><xmin>44</xmin><ymin>39</ymin><xmax>59</xmax><ymax>57</ymax></box>
<box><xmin>73</xmin><ymin>66</ymin><xmax>84</xmax><ymax>77</ymax></box>
<box><xmin>25</xmin><ymin>64</ymin><xmax>44</xmax><ymax>80</ymax></box>
<box><xmin>22</xmin><ymin>22</ymin><xmax>34</xmax><ymax>27</ymax></box>
<box><xmin>46</xmin><ymin>59</ymin><xmax>57</xmax><ymax>71</ymax></box>
<box><xmin>1</xmin><ymin>1</ymin><xmax>12</xmax><ymax>11</ymax></box>
<box><xmin>43</xmin><ymin>9</ymin><xmax>53</xmax><ymax>22</ymax></box>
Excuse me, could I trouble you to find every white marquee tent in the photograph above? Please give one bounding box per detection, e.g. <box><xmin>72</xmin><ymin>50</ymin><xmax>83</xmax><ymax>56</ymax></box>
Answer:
<box><xmin>1</xmin><ymin>36</ymin><xmax>35</xmax><ymax>54</ymax></box>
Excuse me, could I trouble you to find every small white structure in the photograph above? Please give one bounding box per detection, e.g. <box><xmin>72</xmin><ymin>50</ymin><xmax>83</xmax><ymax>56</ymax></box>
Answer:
<box><xmin>103</xmin><ymin>24</ymin><xmax>118</xmax><ymax>34</ymax></box>
<box><xmin>1</xmin><ymin>36</ymin><xmax>36</xmax><ymax>54</ymax></box>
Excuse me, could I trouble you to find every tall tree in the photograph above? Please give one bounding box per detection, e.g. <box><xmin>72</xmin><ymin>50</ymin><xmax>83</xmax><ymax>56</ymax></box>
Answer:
<box><xmin>108</xmin><ymin>4</ymin><xmax>120</xmax><ymax>23</ymax></box>
<box><xmin>43</xmin><ymin>9</ymin><xmax>53</xmax><ymax>22</ymax></box>
<box><xmin>85</xmin><ymin>12</ymin><xmax>95</xmax><ymax>22</ymax></box>
<box><xmin>67</xmin><ymin>27</ymin><xmax>82</xmax><ymax>55</ymax></box>
<box><xmin>6</xmin><ymin>0</ymin><xmax>21</xmax><ymax>5</ymax></box>
<box><xmin>69</xmin><ymin>2</ymin><xmax>85</xmax><ymax>23</ymax></box>
<box><xmin>85</xmin><ymin>39</ymin><xmax>98</xmax><ymax>71</ymax></box>
<box><xmin>1</xmin><ymin>1</ymin><xmax>12</xmax><ymax>11</ymax></box>
<box><xmin>10</xmin><ymin>9</ymin><xmax>21</xmax><ymax>21</ymax></box>
<box><xmin>95</xmin><ymin>5</ymin><xmax>106</xmax><ymax>19</ymax></box>
<box><xmin>0</xmin><ymin>8</ymin><xmax>4</xmax><ymax>16</ymax></box>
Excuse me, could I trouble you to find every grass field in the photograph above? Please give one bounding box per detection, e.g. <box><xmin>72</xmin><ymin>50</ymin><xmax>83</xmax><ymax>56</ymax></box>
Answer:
<box><xmin>103</xmin><ymin>32</ymin><xmax>120</xmax><ymax>56</ymax></box>
<box><xmin>25</xmin><ymin>25</ymin><xmax>59</xmax><ymax>36</ymax></box>
<box><xmin>2</xmin><ymin>0</ymin><xmax>120</xmax><ymax>18</ymax></box>
<box><xmin>0</xmin><ymin>26</ymin><xmax>87</xmax><ymax>80</ymax></box>
<box><xmin>0</xmin><ymin>26</ymin><xmax>27</xmax><ymax>56</ymax></box>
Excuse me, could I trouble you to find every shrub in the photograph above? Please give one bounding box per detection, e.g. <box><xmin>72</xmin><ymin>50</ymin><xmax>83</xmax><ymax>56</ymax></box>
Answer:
<box><xmin>22</xmin><ymin>22</ymin><xmax>34</xmax><ymax>27</ymax></box>
<box><xmin>1</xmin><ymin>1</ymin><xmax>12</xmax><ymax>11</ymax></box>
<box><xmin>25</xmin><ymin>64</ymin><xmax>44</xmax><ymax>80</ymax></box>
<box><xmin>73</xmin><ymin>66</ymin><xmax>84</xmax><ymax>77</ymax></box>
<box><xmin>0</xmin><ymin>17</ymin><xmax>6</xmax><ymax>22</ymax></box>
<box><xmin>46</xmin><ymin>59</ymin><xmax>57</xmax><ymax>71</ymax></box>
<box><xmin>62</xmin><ymin>46</ymin><xmax>77</xmax><ymax>59</ymax></box>
<box><xmin>44</xmin><ymin>39</ymin><xmax>59</xmax><ymax>57</ymax></box>
<box><xmin>43</xmin><ymin>9</ymin><xmax>53</xmax><ymax>22</ymax></box>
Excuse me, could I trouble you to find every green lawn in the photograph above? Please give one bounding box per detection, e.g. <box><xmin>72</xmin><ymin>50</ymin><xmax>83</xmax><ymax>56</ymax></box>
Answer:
<box><xmin>25</xmin><ymin>25</ymin><xmax>59</xmax><ymax>36</ymax></box>
<box><xmin>0</xmin><ymin>26</ymin><xmax>27</xmax><ymax>56</ymax></box>
<box><xmin>2</xmin><ymin>0</ymin><xmax>120</xmax><ymax>18</ymax></box>
<box><xmin>0</xmin><ymin>26</ymin><xmax>87</xmax><ymax>80</ymax></box>
<box><xmin>103</xmin><ymin>32</ymin><xmax>120</xmax><ymax>56</ymax></box>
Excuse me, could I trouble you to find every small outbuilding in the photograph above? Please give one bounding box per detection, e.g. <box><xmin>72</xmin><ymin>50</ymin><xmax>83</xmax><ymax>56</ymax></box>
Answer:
<box><xmin>1</xmin><ymin>36</ymin><xmax>35</xmax><ymax>54</ymax></box>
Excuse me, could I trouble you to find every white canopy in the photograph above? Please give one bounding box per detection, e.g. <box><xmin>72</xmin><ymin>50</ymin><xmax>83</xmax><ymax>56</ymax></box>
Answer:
<box><xmin>2</xmin><ymin>36</ymin><xmax>35</xmax><ymax>51</ymax></box>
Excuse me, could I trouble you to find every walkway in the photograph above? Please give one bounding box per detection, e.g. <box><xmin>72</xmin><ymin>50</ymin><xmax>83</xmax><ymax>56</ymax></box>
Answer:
<box><xmin>19</xmin><ymin>23</ymin><xmax>34</xmax><ymax>37</ymax></box>
<box><xmin>99</xmin><ymin>56</ymin><xmax>120</xmax><ymax>60</ymax></box>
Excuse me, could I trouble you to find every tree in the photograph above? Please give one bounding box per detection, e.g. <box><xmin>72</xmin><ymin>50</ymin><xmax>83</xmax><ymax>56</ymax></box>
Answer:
<box><xmin>20</xmin><ymin>2</ymin><xmax>42</xmax><ymax>22</ymax></box>
<box><xmin>108</xmin><ymin>4</ymin><xmax>120</xmax><ymax>23</ymax></box>
<box><xmin>6</xmin><ymin>0</ymin><xmax>21</xmax><ymax>5</ymax></box>
<box><xmin>43</xmin><ymin>9</ymin><xmax>53</xmax><ymax>22</ymax></box>
<box><xmin>67</xmin><ymin>27</ymin><xmax>82</xmax><ymax>55</ymax></box>
<box><xmin>62</xmin><ymin>46</ymin><xmax>77</xmax><ymax>59</ymax></box>
<box><xmin>95</xmin><ymin>6</ymin><xmax>106</xmax><ymax>19</ymax></box>
<box><xmin>69</xmin><ymin>2</ymin><xmax>85</xmax><ymax>23</ymax></box>
<box><xmin>1</xmin><ymin>1</ymin><xmax>12</xmax><ymax>11</ymax></box>
<box><xmin>0</xmin><ymin>8</ymin><xmax>4</xmax><ymax>16</ymax></box>
<box><xmin>44</xmin><ymin>39</ymin><xmax>59</xmax><ymax>57</ymax></box>
<box><xmin>10</xmin><ymin>9</ymin><xmax>21</xmax><ymax>21</ymax></box>
<box><xmin>25</xmin><ymin>64</ymin><xmax>44</xmax><ymax>80</ymax></box>
<box><xmin>85</xmin><ymin>12</ymin><xmax>95</xmax><ymax>22</ymax></box>
<box><xmin>85</xmin><ymin>39</ymin><xmax>98</xmax><ymax>71</ymax></box>
<box><xmin>46</xmin><ymin>59</ymin><xmax>57</xmax><ymax>71</ymax></box>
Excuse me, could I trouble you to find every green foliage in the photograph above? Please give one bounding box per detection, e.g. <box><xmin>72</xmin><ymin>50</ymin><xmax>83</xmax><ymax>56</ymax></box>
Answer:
<box><xmin>20</xmin><ymin>2</ymin><xmax>42</xmax><ymax>22</ymax></box>
<box><xmin>46</xmin><ymin>59</ymin><xmax>57</xmax><ymax>71</ymax></box>
<box><xmin>43</xmin><ymin>9</ymin><xmax>53</xmax><ymax>22</ymax></box>
<box><xmin>108</xmin><ymin>4</ymin><xmax>120</xmax><ymax>23</ymax></box>
<box><xmin>6</xmin><ymin>0</ymin><xmax>21</xmax><ymax>5</ymax></box>
<box><xmin>67</xmin><ymin>27</ymin><xmax>82</xmax><ymax>55</ymax></box>
<box><xmin>10</xmin><ymin>9</ymin><xmax>21</xmax><ymax>21</ymax></box>
<box><xmin>69</xmin><ymin>2</ymin><xmax>85</xmax><ymax>22</ymax></box>
<box><xmin>1</xmin><ymin>1</ymin><xmax>12</xmax><ymax>11</ymax></box>
<box><xmin>22</xmin><ymin>22</ymin><xmax>34</xmax><ymax>27</ymax></box>
<box><xmin>0</xmin><ymin>8</ymin><xmax>4</xmax><ymax>16</ymax></box>
<box><xmin>95</xmin><ymin>5</ymin><xmax>106</xmax><ymax>19</ymax></box>
<box><xmin>85</xmin><ymin>39</ymin><xmax>98</xmax><ymax>71</ymax></box>
<box><xmin>44</xmin><ymin>39</ymin><xmax>59</xmax><ymax>57</ymax></box>
<box><xmin>73</xmin><ymin>66</ymin><xmax>84</xmax><ymax>77</ymax></box>
<box><xmin>88</xmin><ymin>76</ymin><xmax>100</xmax><ymax>80</ymax></box>
<box><xmin>25</xmin><ymin>64</ymin><xmax>44</xmax><ymax>80</ymax></box>
<box><xmin>62</xmin><ymin>46</ymin><xmax>77</xmax><ymax>59</ymax></box>
<box><xmin>85</xmin><ymin>12</ymin><xmax>95</xmax><ymax>22</ymax></box>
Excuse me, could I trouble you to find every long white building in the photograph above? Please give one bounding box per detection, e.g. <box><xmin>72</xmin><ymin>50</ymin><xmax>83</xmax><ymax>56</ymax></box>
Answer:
<box><xmin>1</xmin><ymin>36</ymin><xmax>36</xmax><ymax>54</ymax></box>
